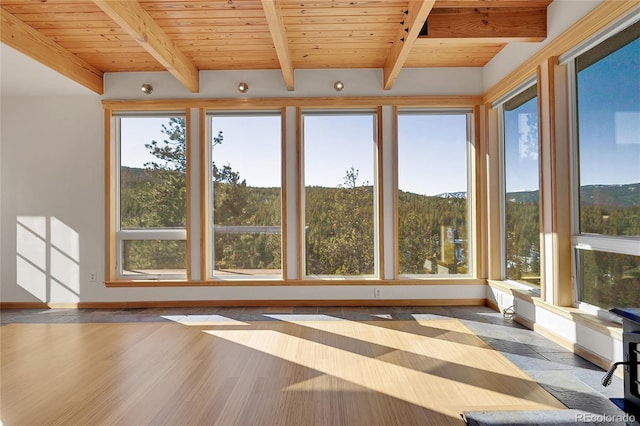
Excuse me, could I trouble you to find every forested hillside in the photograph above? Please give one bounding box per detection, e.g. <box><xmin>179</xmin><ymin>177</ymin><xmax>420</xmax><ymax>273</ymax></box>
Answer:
<box><xmin>503</xmin><ymin>184</ymin><xmax>639</xmax><ymax>307</ymax></box>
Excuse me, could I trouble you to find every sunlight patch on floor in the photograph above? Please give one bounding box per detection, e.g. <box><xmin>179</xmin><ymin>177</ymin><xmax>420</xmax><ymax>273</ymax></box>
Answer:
<box><xmin>205</xmin><ymin>320</ymin><xmax>564</xmax><ymax>418</ymax></box>
<box><xmin>265</xmin><ymin>315</ymin><xmax>506</xmax><ymax>375</ymax></box>
<box><xmin>161</xmin><ymin>315</ymin><xmax>249</xmax><ymax>326</ymax></box>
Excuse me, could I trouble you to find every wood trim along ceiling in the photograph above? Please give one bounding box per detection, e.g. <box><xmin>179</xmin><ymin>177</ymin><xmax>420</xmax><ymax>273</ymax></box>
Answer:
<box><xmin>0</xmin><ymin>0</ymin><xmax>553</xmax><ymax>94</ymax></box>
<box><xmin>101</xmin><ymin>95</ymin><xmax>482</xmax><ymax>110</ymax></box>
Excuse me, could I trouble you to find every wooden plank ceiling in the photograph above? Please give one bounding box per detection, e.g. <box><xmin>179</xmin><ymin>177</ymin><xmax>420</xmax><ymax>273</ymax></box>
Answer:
<box><xmin>0</xmin><ymin>0</ymin><xmax>551</xmax><ymax>94</ymax></box>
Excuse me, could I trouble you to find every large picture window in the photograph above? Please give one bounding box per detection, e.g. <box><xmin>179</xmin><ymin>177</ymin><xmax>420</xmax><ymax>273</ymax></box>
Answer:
<box><xmin>397</xmin><ymin>111</ymin><xmax>471</xmax><ymax>276</ymax></box>
<box><xmin>572</xmin><ymin>20</ymin><xmax>640</xmax><ymax>309</ymax></box>
<box><xmin>208</xmin><ymin>113</ymin><xmax>282</xmax><ymax>278</ymax></box>
<box><xmin>117</xmin><ymin>114</ymin><xmax>187</xmax><ymax>279</ymax></box>
<box><xmin>502</xmin><ymin>84</ymin><xmax>541</xmax><ymax>286</ymax></box>
<box><xmin>107</xmin><ymin>103</ymin><xmax>484</xmax><ymax>285</ymax></box>
<box><xmin>301</xmin><ymin>112</ymin><xmax>378</xmax><ymax>277</ymax></box>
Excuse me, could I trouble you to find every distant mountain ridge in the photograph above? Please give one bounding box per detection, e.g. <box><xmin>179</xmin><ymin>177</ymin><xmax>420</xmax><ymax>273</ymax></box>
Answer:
<box><xmin>429</xmin><ymin>183</ymin><xmax>639</xmax><ymax>207</ymax></box>
<box><xmin>580</xmin><ymin>183</ymin><xmax>639</xmax><ymax>207</ymax></box>
<box><xmin>507</xmin><ymin>182</ymin><xmax>639</xmax><ymax>207</ymax></box>
<box><xmin>121</xmin><ymin>166</ymin><xmax>154</xmax><ymax>183</ymax></box>
<box><xmin>435</xmin><ymin>191</ymin><xmax>467</xmax><ymax>199</ymax></box>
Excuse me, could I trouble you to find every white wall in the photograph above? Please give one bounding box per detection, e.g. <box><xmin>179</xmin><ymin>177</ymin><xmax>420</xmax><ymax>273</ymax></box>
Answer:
<box><xmin>1</xmin><ymin>96</ymin><xmax>103</xmax><ymax>303</ymax></box>
<box><xmin>1</xmin><ymin>96</ymin><xmax>104</xmax><ymax>301</ymax></box>
<box><xmin>105</xmin><ymin>68</ymin><xmax>484</xmax><ymax>100</ymax></box>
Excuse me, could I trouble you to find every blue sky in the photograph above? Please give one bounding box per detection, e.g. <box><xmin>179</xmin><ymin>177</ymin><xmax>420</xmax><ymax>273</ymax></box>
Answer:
<box><xmin>120</xmin><ymin>117</ymin><xmax>173</xmax><ymax>169</ymax></box>
<box><xmin>504</xmin><ymin>96</ymin><xmax>539</xmax><ymax>193</ymax></box>
<box><xmin>501</xmin><ymin>37</ymin><xmax>639</xmax><ymax>193</ymax></box>
<box><xmin>211</xmin><ymin>114</ymin><xmax>281</xmax><ymax>187</ymax></box>
<box><xmin>397</xmin><ymin>114</ymin><xmax>468</xmax><ymax>195</ymax></box>
<box><xmin>577</xmin><ymin>38</ymin><xmax>640</xmax><ymax>187</ymax></box>
<box><xmin>303</xmin><ymin>114</ymin><xmax>375</xmax><ymax>188</ymax></box>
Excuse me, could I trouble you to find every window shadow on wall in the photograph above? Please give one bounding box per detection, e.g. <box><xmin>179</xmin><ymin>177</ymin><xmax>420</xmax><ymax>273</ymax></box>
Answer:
<box><xmin>16</xmin><ymin>216</ymin><xmax>80</xmax><ymax>302</ymax></box>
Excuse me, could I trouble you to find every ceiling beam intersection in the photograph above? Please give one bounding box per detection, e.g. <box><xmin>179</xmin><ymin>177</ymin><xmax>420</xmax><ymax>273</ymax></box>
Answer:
<box><xmin>383</xmin><ymin>0</ymin><xmax>436</xmax><ymax>90</ymax></box>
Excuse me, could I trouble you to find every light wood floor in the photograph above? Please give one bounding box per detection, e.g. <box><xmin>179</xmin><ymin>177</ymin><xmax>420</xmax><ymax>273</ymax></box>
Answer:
<box><xmin>1</xmin><ymin>316</ymin><xmax>565</xmax><ymax>425</ymax></box>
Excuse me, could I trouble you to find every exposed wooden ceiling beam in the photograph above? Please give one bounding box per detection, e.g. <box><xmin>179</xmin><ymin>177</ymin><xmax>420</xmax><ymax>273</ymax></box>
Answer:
<box><xmin>91</xmin><ymin>0</ymin><xmax>199</xmax><ymax>93</ymax></box>
<box><xmin>383</xmin><ymin>0</ymin><xmax>436</xmax><ymax>90</ymax></box>
<box><xmin>433</xmin><ymin>0</ymin><xmax>552</xmax><ymax>7</ymax></box>
<box><xmin>0</xmin><ymin>8</ymin><xmax>104</xmax><ymax>94</ymax></box>
<box><xmin>420</xmin><ymin>7</ymin><xmax>547</xmax><ymax>42</ymax></box>
<box><xmin>261</xmin><ymin>0</ymin><xmax>295</xmax><ymax>91</ymax></box>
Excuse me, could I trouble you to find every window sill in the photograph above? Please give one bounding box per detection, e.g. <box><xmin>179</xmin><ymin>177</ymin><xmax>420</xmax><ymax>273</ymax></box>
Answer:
<box><xmin>488</xmin><ymin>280</ymin><xmax>622</xmax><ymax>339</ymax></box>
<box><xmin>526</xmin><ymin>297</ymin><xmax>622</xmax><ymax>339</ymax></box>
<box><xmin>105</xmin><ymin>278</ymin><xmax>487</xmax><ymax>287</ymax></box>
<box><xmin>487</xmin><ymin>279</ymin><xmax>541</xmax><ymax>298</ymax></box>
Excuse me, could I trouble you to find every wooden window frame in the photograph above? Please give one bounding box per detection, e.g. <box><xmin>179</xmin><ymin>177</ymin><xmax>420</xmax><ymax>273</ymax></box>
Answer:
<box><xmin>567</xmin><ymin>18</ymin><xmax>640</xmax><ymax>312</ymax></box>
<box><xmin>395</xmin><ymin>108</ymin><xmax>476</xmax><ymax>280</ymax></box>
<box><xmin>106</xmin><ymin>109</ymin><xmax>192</xmax><ymax>283</ymax></box>
<box><xmin>298</xmin><ymin>108</ymin><xmax>382</xmax><ymax>280</ymax></box>
<box><xmin>203</xmin><ymin>109</ymin><xmax>286</xmax><ymax>281</ymax></box>
<box><xmin>480</xmin><ymin>1</ymin><xmax>637</xmax><ymax>308</ymax></box>
<box><xmin>104</xmin><ymin>96</ymin><xmax>485</xmax><ymax>287</ymax></box>
<box><xmin>496</xmin><ymin>79</ymin><xmax>542</xmax><ymax>290</ymax></box>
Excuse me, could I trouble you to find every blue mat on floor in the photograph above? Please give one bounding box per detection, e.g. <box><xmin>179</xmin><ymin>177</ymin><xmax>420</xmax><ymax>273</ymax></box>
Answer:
<box><xmin>610</xmin><ymin>398</ymin><xmax>625</xmax><ymax>411</ymax></box>
<box><xmin>461</xmin><ymin>409</ymin><xmax>597</xmax><ymax>425</ymax></box>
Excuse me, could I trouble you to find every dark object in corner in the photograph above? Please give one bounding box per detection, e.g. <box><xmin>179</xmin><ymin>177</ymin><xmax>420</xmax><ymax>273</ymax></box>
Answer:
<box><xmin>608</xmin><ymin>308</ymin><xmax>640</xmax><ymax>419</ymax></box>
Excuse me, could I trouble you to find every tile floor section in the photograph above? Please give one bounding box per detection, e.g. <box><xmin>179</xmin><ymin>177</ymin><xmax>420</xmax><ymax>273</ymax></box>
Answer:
<box><xmin>0</xmin><ymin>305</ymin><xmax>633</xmax><ymax>425</ymax></box>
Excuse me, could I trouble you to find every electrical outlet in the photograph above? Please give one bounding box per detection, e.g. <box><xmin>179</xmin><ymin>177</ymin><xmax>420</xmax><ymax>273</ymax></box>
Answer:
<box><xmin>374</xmin><ymin>288</ymin><xmax>382</xmax><ymax>298</ymax></box>
<box><xmin>89</xmin><ymin>272</ymin><xmax>97</xmax><ymax>282</ymax></box>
